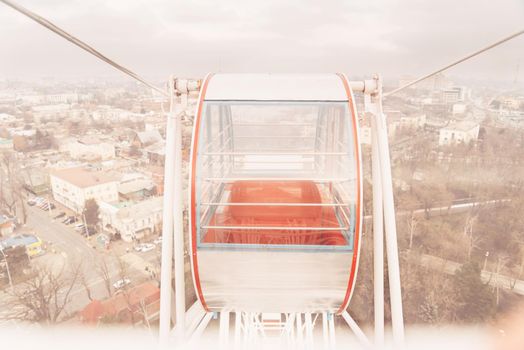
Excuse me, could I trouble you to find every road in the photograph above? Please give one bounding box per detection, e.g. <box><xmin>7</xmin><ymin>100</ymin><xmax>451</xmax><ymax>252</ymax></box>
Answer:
<box><xmin>26</xmin><ymin>202</ymin><xmax>161</xmax><ymax>312</ymax></box>
<box><xmin>2</xmin><ymin>195</ymin><xmax>161</xmax><ymax>320</ymax></box>
<box><xmin>363</xmin><ymin>198</ymin><xmax>509</xmax><ymax>224</ymax></box>
<box><xmin>418</xmin><ymin>253</ymin><xmax>524</xmax><ymax>296</ymax></box>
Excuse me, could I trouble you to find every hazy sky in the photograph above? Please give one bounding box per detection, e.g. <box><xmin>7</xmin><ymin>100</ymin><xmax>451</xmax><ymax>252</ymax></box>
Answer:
<box><xmin>1</xmin><ymin>0</ymin><xmax>523</xmax><ymax>83</ymax></box>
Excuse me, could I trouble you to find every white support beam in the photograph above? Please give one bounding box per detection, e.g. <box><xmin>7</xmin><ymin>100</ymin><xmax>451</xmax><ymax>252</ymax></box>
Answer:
<box><xmin>322</xmin><ymin>312</ymin><xmax>329</xmax><ymax>350</ymax></box>
<box><xmin>181</xmin><ymin>300</ymin><xmax>207</xmax><ymax>338</ymax></box>
<box><xmin>173</xmin><ymin>78</ymin><xmax>187</xmax><ymax>339</ymax></box>
<box><xmin>304</xmin><ymin>313</ymin><xmax>314</xmax><ymax>350</ymax></box>
<box><xmin>219</xmin><ymin>311</ymin><xmax>230</xmax><ymax>349</ymax></box>
<box><xmin>158</xmin><ymin>78</ymin><xmax>177</xmax><ymax>347</ymax></box>
<box><xmin>371</xmin><ymin>92</ymin><xmax>385</xmax><ymax>348</ymax></box>
<box><xmin>234</xmin><ymin>312</ymin><xmax>242</xmax><ymax>349</ymax></box>
<box><xmin>296</xmin><ymin>313</ymin><xmax>304</xmax><ymax>349</ymax></box>
<box><xmin>328</xmin><ymin>313</ymin><xmax>336</xmax><ymax>350</ymax></box>
<box><xmin>341</xmin><ymin>311</ymin><xmax>372</xmax><ymax>349</ymax></box>
<box><xmin>159</xmin><ymin>77</ymin><xmax>200</xmax><ymax>347</ymax></box>
<box><xmin>372</xmin><ymin>76</ymin><xmax>405</xmax><ymax>346</ymax></box>
<box><xmin>188</xmin><ymin>312</ymin><xmax>214</xmax><ymax>345</ymax></box>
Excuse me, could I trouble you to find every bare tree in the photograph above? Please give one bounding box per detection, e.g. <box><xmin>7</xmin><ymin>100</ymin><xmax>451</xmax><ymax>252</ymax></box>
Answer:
<box><xmin>463</xmin><ymin>213</ymin><xmax>483</xmax><ymax>261</ymax></box>
<box><xmin>112</xmin><ymin>256</ymin><xmax>138</xmax><ymax>325</ymax></box>
<box><xmin>79</xmin><ymin>268</ymin><xmax>93</xmax><ymax>302</ymax></box>
<box><xmin>0</xmin><ymin>153</ymin><xmax>18</xmax><ymax>216</ymax></box>
<box><xmin>96</xmin><ymin>257</ymin><xmax>113</xmax><ymax>298</ymax></box>
<box><xmin>0</xmin><ymin>152</ymin><xmax>28</xmax><ymax>224</ymax></box>
<box><xmin>2</xmin><ymin>261</ymin><xmax>83</xmax><ymax>324</ymax></box>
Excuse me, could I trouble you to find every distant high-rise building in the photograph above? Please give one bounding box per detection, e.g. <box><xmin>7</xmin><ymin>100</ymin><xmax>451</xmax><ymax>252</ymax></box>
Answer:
<box><xmin>441</xmin><ymin>87</ymin><xmax>466</xmax><ymax>104</ymax></box>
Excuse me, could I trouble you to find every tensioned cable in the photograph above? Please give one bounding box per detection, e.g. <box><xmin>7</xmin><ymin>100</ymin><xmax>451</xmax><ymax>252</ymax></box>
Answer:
<box><xmin>385</xmin><ymin>29</ymin><xmax>524</xmax><ymax>97</ymax></box>
<box><xmin>2</xmin><ymin>0</ymin><xmax>522</xmax><ymax>99</ymax></box>
<box><xmin>0</xmin><ymin>0</ymin><xmax>168</xmax><ymax>97</ymax></box>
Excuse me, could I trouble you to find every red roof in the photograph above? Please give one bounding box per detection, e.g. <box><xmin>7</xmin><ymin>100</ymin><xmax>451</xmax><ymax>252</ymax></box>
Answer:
<box><xmin>79</xmin><ymin>282</ymin><xmax>160</xmax><ymax>325</ymax></box>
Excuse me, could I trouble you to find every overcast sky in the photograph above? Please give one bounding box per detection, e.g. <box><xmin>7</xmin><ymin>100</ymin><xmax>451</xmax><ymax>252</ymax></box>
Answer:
<box><xmin>1</xmin><ymin>0</ymin><xmax>523</xmax><ymax>83</ymax></box>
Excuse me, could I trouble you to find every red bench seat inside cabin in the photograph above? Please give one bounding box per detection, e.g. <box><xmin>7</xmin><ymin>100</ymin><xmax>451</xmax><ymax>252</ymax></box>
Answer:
<box><xmin>202</xmin><ymin>180</ymin><xmax>348</xmax><ymax>246</ymax></box>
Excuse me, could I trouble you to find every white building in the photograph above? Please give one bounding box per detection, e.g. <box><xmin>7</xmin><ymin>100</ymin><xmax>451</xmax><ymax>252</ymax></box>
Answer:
<box><xmin>438</xmin><ymin>121</ymin><xmax>479</xmax><ymax>146</ymax></box>
<box><xmin>45</xmin><ymin>93</ymin><xmax>79</xmax><ymax>104</ymax></box>
<box><xmin>32</xmin><ymin>104</ymin><xmax>71</xmax><ymax>122</ymax></box>
<box><xmin>62</xmin><ymin>136</ymin><xmax>115</xmax><ymax>160</ymax></box>
<box><xmin>92</xmin><ymin>106</ymin><xmax>147</xmax><ymax>122</ymax></box>
<box><xmin>99</xmin><ymin>196</ymin><xmax>163</xmax><ymax>242</ymax></box>
<box><xmin>50</xmin><ymin>167</ymin><xmax>119</xmax><ymax>213</ymax></box>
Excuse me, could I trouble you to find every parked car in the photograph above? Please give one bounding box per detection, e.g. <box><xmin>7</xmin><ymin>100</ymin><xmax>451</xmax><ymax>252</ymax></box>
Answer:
<box><xmin>74</xmin><ymin>223</ymin><xmax>85</xmax><ymax>232</ymax></box>
<box><xmin>134</xmin><ymin>243</ymin><xmax>155</xmax><ymax>253</ymax></box>
<box><xmin>45</xmin><ymin>203</ymin><xmax>56</xmax><ymax>210</ymax></box>
<box><xmin>38</xmin><ymin>202</ymin><xmax>55</xmax><ymax>211</ymax></box>
<box><xmin>153</xmin><ymin>236</ymin><xmax>162</xmax><ymax>245</ymax></box>
<box><xmin>112</xmin><ymin>278</ymin><xmax>131</xmax><ymax>290</ymax></box>
<box><xmin>27</xmin><ymin>198</ymin><xmax>37</xmax><ymax>206</ymax></box>
<box><xmin>62</xmin><ymin>216</ymin><xmax>77</xmax><ymax>225</ymax></box>
<box><xmin>53</xmin><ymin>212</ymin><xmax>66</xmax><ymax>219</ymax></box>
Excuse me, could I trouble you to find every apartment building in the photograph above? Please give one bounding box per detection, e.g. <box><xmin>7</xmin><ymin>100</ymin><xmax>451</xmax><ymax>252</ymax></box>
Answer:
<box><xmin>50</xmin><ymin>167</ymin><xmax>119</xmax><ymax>213</ymax></box>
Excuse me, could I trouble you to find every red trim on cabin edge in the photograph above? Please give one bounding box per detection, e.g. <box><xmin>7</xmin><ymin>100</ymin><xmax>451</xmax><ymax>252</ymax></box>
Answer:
<box><xmin>335</xmin><ymin>73</ymin><xmax>362</xmax><ymax>315</ymax></box>
<box><xmin>190</xmin><ymin>74</ymin><xmax>214</xmax><ymax>312</ymax></box>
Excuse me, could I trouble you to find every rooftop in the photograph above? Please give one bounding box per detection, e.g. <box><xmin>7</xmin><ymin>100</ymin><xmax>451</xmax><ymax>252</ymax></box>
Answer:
<box><xmin>1</xmin><ymin>233</ymin><xmax>40</xmax><ymax>249</ymax></box>
<box><xmin>135</xmin><ymin>129</ymin><xmax>162</xmax><ymax>145</ymax></box>
<box><xmin>51</xmin><ymin>167</ymin><xmax>117</xmax><ymax>188</ymax></box>
<box><xmin>117</xmin><ymin>196</ymin><xmax>163</xmax><ymax>220</ymax></box>
<box><xmin>79</xmin><ymin>282</ymin><xmax>160</xmax><ymax>324</ymax></box>
<box><xmin>144</xmin><ymin>140</ymin><xmax>165</xmax><ymax>155</ymax></box>
<box><xmin>119</xmin><ymin>178</ymin><xmax>155</xmax><ymax>195</ymax></box>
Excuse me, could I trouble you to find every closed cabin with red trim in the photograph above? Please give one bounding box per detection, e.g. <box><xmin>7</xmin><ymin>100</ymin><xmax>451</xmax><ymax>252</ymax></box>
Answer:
<box><xmin>189</xmin><ymin>73</ymin><xmax>362</xmax><ymax>314</ymax></box>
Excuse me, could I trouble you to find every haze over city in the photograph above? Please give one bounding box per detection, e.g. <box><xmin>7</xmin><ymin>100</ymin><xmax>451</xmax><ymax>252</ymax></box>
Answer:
<box><xmin>1</xmin><ymin>0</ymin><xmax>523</xmax><ymax>82</ymax></box>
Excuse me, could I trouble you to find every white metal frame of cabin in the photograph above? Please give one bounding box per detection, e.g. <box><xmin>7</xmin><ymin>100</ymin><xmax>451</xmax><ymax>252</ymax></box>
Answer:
<box><xmin>158</xmin><ymin>74</ymin><xmax>405</xmax><ymax>349</ymax></box>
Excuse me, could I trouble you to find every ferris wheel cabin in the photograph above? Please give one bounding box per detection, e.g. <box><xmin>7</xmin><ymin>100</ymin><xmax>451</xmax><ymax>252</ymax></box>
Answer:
<box><xmin>189</xmin><ymin>73</ymin><xmax>362</xmax><ymax>314</ymax></box>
